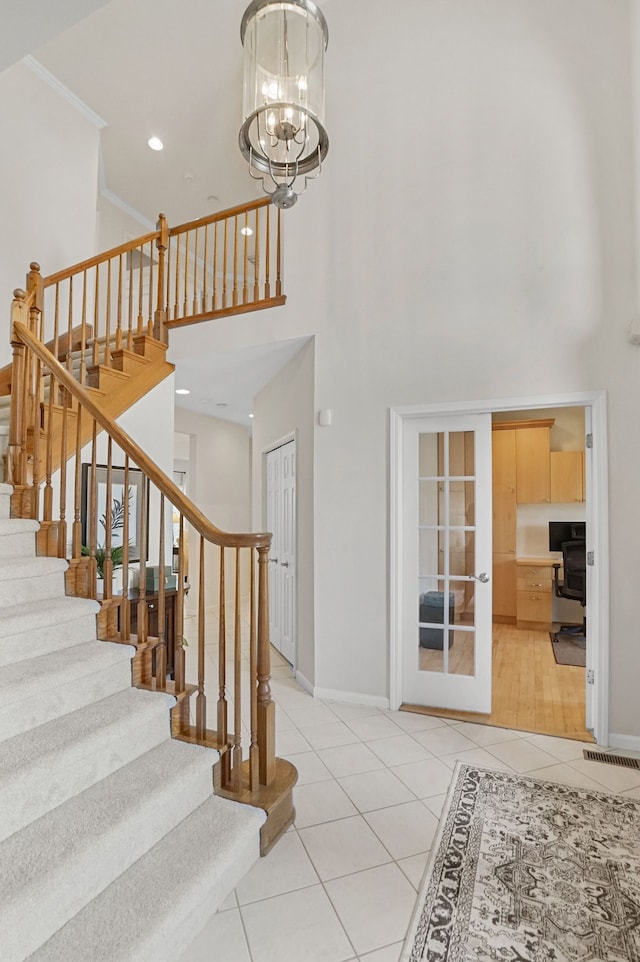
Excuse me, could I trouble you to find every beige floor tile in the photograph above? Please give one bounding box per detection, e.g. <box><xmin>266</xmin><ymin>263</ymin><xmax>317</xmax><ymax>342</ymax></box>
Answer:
<box><xmin>411</xmin><ymin>726</ymin><xmax>478</xmax><ymax>757</ymax></box>
<box><xmin>367</xmin><ymin>734</ymin><xmax>433</xmax><ymax>767</ymax></box>
<box><xmin>397</xmin><ymin>851</ymin><xmax>429</xmax><ymax>890</ymax></box>
<box><xmin>522</xmin><ymin>733</ymin><xmax>588</xmax><ymax>761</ymax></box>
<box><xmin>338</xmin><ymin>768</ymin><xmax>416</xmax><ymax>813</ymax></box>
<box><xmin>294</xmin><ymin>779</ymin><xmax>358</xmax><ymax>828</ymax></box>
<box><xmin>235</xmin><ymin>832</ymin><xmax>318</xmax><ymax>905</ymax></box>
<box><xmin>275</xmin><ymin>728</ymin><xmax>312</xmax><ymax>755</ymax></box>
<box><xmin>345</xmin><ymin>714</ymin><xmax>406</xmax><ymax>742</ymax></box>
<box><xmin>450</xmin><ymin>721</ymin><xmax>523</xmax><ymax>747</ymax></box>
<box><xmin>364</xmin><ymin>800</ymin><xmax>439</xmax><ymax>860</ymax></box>
<box><xmin>303</xmin><ymin>721</ymin><xmax>363</xmax><ymax>750</ymax></box>
<box><xmin>325</xmin><ymin>862</ymin><xmax>416</xmax><ymax>956</ymax></box>
<box><xmin>318</xmin><ymin>742</ymin><xmax>387</xmax><ymax>778</ymax></box>
<box><xmin>240</xmin><ymin>885</ymin><xmax>355</xmax><ymax>962</ymax></box>
<box><xmin>283</xmin><ymin>750</ymin><xmax>333</xmax><ymax>785</ymax></box>
<box><xmin>383</xmin><ymin>711</ymin><xmax>449</xmax><ymax>733</ymax></box>
<box><xmin>485</xmin><ymin>738</ymin><xmax>558</xmax><ymax>773</ymax></box>
<box><xmin>298</xmin><ymin>815</ymin><xmax>392</xmax><ymax>880</ymax></box>
<box><xmin>392</xmin><ymin>757</ymin><xmax>455</xmax><ymax>798</ymax></box>
<box><xmin>567</xmin><ymin>756</ymin><xmax>640</xmax><ymax>793</ymax></box>
<box><xmin>359</xmin><ymin>943</ymin><xmax>403</xmax><ymax>962</ymax></box>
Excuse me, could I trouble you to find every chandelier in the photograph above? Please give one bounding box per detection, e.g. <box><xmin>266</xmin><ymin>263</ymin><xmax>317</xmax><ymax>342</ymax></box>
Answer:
<box><xmin>239</xmin><ymin>0</ymin><xmax>329</xmax><ymax>209</ymax></box>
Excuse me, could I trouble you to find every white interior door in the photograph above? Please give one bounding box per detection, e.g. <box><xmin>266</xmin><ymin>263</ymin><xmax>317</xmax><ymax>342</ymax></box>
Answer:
<box><xmin>266</xmin><ymin>440</ymin><xmax>296</xmax><ymax>665</ymax></box>
<box><xmin>402</xmin><ymin>413</ymin><xmax>493</xmax><ymax>713</ymax></box>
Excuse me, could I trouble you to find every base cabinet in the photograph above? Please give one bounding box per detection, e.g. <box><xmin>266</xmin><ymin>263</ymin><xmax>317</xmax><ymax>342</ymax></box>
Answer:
<box><xmin>516</xmin><ymin>562</ymin><xmax>553</xmax><ymax>629</ymax></box>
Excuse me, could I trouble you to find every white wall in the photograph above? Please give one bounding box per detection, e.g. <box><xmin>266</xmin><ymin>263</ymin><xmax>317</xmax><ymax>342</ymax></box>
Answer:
<box><xmin>252</xmin><ymin>339</ymin><xmax>315</xmax><ymax>683</ymax></box>
<box><xmin>155</xmin><ymin>0</ymin><xmax>640</xmax><ymax>737</ymax></box>
<box><xmin>0</xmin><ymin>59</ymin><xmax>100</xmax><ymax>362</ymax></box>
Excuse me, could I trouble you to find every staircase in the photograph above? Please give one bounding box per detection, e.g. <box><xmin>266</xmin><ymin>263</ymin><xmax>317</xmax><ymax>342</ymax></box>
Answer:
<box><xmin>0</xmin><ymin>482</ymin><xmax>265</xmax><ymax>961</ymax></box>
<box><xmin>0</xmin><ymin>199</ymin><xmax>295</xmax><ymax>960</ymax></box>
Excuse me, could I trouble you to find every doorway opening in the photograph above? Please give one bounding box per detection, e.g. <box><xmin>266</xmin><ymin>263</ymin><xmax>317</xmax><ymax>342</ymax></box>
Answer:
<box><xmin>389</xmin><ymin>391</ymin><xmax>608</xmax><ymax>747</ymax></box>
<box><xmin>265</xmin><ymin>439</ymin><xmax>297</xmax><ymax>666</ymax></box>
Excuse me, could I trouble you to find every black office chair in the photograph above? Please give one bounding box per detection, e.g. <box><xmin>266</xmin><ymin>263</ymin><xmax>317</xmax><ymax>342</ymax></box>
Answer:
<box><xmin>552</xmin><ymin>540</ymin><xmax>586</xmax><ymax>637</ymax></box>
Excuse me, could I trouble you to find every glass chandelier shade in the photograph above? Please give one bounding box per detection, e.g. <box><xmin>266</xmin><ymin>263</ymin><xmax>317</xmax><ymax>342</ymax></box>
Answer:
<box><xmin>240</xmin><ymin>0</ymin><xmax>329</xmax><ymax>208</ymax></box>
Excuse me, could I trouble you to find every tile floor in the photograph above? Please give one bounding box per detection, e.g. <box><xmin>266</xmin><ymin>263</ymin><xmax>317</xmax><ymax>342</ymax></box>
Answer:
<box><xmin>179</xmin><ymin>649</ymin><xmax>640</xmax><ymax>962</ymax></box>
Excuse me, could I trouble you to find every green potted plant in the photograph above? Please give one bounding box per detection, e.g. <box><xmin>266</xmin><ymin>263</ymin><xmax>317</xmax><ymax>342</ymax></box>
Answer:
<box><xmin>82</xmin><ymin>487</ymin><xmax>131</xmax><ymax>594</ymax></box>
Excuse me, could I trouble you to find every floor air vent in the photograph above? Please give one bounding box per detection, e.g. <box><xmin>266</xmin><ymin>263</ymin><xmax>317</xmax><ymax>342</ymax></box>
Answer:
<box><xmin>583</xmin><ymin>749</ymin><xmax>640</xmax><ymax>769</ymax></box>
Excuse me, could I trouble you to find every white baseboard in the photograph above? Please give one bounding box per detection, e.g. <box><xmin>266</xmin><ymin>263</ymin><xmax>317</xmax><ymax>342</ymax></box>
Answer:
<box><xmin>295</xmin><ymin>675</ymin><xmax>389</xmax><ymax>710</ymax></box>
<box><xmin>607</xmin><ymin>732</ymin><xmax>640</xmax><ymax>752</ymax></box>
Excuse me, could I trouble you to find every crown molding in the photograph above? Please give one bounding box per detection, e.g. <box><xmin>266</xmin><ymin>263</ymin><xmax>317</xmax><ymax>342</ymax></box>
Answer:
<box><xmin>23</xmin><ymin>55</ymin><xmax>107</xmax><ymax>129</ymax></box>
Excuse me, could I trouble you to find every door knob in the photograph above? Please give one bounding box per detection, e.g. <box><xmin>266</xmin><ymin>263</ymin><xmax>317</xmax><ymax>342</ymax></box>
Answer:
<box><xmin>270</xmin><ymin>558</ymin><xmax>278</xmax><ymax>564</ymax></box>
<box><xmin>280</xmin><ymin>561</ymin><xmax>289</xmax><ymax>567</ymax></box>
<box><xmin>471</xmin><ymin>572</ymin><xmax>490</xmax><ymax>583</ymax></box>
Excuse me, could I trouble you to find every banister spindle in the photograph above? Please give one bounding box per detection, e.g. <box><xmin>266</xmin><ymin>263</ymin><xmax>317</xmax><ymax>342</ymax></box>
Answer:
<box><xmin>58</xmin><ymin>382</ymin><xmax>69</xmax><ymax>557</ymax></box>
<box><xmin>155</xmin><ymin>213</ymin><xmax>168</xmax><ymax>342</ymax></box>
<box><xmin>218</xmin><ymin>545</ymin><xmax>229</xmax><ymax>782</ymax></box>
<box><xmin>147</xmin><ymin>240</ymin><xmax>154</xmax><ymax>337</ymax></box>
<box><xmin>232</xmin><ymin>215</ymin><xmax>239</xmax><ymax>307</ymax></box>
<box><xmin>183</xmin><ymin>232</ymin><xmax>189</xmax><ymax>319</ymax></box>
<box><xmin>249</xmin><ymin>547</ymin><xmax>259</xmax><ymax>790</ymax></box>
<box><xmin>92</xmin><ymin>266</ymin><xmax>100</xmax><ymax>370</ymax></box>
<box><xmin>117</xmin><ymin>254</ymin><xmax>124</xmax><ymax>352</ymax></box>
<box><xmin>256</xmin><ymin>544</ymin><xmax>275</xmax><ymax>785</ymax></box>
<box><xmin>137</xmin><ymin>245</ymin><xmax>144</xmax><ymax>335</ymax></box>
<box><xmin>242</xmin><ymin>213</ymin><xmax>249</xmax><ymax>304</ymax></box>
<box><xmin>276</xmin><ymin>207</ymin><xmax>282</xmax><ymax>297</ymax></box>
<box><xmin>156</xmin><ymin>493</ymin><xmax>167</xmax><ymax>689</ymax></box>
<box><xmin>71</xmin><ymin>402</ymin><xmax>83</xmax><ymax>559</ymax></box>
<box><xmin>88</xmin><ymin>423</ymin><xmax>98</xmax><ymax>596</ymax></box>
<box><xmin>193</xmin><ymin>227</ymin><xmax>199</xmax><ymax>316</ymax></box>
<box><xmin>231</xmin><ymin>547</ymin><xmax>242</xmax><ymax>791</ymax></box>
<box><xmin>174</xmin><ymin>514</ymin><xmax>186</xmax><ymax>694</ymax></box>
<box><xmin>103</xmin><ymin>437</ymin><xmax>113</xmax><ymax>599</ymax></box>
<box><xmin>196</xmin><ymin>535</ymin><xmax>207</xmax><ymax>739</ymax></box>
<box><xmin>105</xmin><ymin>260</ymin><xmax>112</xmax><ymax>367</ymax></box>
<box><xmin>80</xmin><ymin>271</ymin><xmax>88</xmax><ymax>386</ymax></box>
<box><xmin>212</xmin><ymin>222</ymin><xmax>219</xmax><ymax>312</ymax></box>
<box><xmin>253</xmin><ymin>208</ymin><xmax>260</xmax><ymax>303</ymax></box>
<box><xmin>120</xmin><ymin>456</ymin><xmax>131</xmax><ymax>640</ymax></box>
<box><xmin>174</xmin><ymin>235</ymin><xmax>181</xmax><ymax>320</ymax></box>
<box><xmin>203</xmin><ymin>225</ymin><xmax>209</xmax><ymax>313</ymax></box>
<box><xmin>137</xmin><ymin>471</ymin><xmax>149</xmax><ymax>646</ymax></box>
<box><xmin>265</xmin><ymin>205</ymin><xmax>271</xmax><ymax>298</ymax></box>
<box><xmin>223</xmin><ymin>219</ymin><xmax>229</xmax><ymax>309</ymax></box>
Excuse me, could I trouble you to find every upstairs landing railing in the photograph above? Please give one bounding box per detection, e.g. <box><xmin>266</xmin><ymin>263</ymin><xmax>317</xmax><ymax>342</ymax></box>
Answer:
<box><xmin>18</xmin><ymin>197</ymin><xmax>284</xmax><ymax>395</ymax></box>
<box><xmin>9</xmin><ymin>315</ymin><xmax>296</xmax><ymax>854</ymax></box>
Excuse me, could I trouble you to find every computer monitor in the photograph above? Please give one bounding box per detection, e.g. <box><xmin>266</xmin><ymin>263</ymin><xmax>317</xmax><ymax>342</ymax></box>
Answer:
<box><xmin>548</xmin><ymin>521</ymin><xmax>586</xmax><ymax>552</ymax></box>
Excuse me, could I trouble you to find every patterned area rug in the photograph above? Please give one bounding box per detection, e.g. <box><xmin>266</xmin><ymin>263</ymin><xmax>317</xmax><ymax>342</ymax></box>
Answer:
<box><xmin>402</xmin><ymin>763</ymin><xmax>640</xmax><ymax>962</ymax></box>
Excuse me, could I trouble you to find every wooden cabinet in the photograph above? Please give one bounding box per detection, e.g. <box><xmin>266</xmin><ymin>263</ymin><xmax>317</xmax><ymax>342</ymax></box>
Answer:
<box><xmin>550</xmin><ymin>450</ymin><xmax>584</xmax><ymax>503</ymax></box>
<box><xmin>516</xmin><ymin>562</ymin><xmax>553</xmax><ymax>628</ymax></box>
<box><xmin>130</xmin><ymin>589</ymin><xmax>177</xmax><ymax>679</ymax></box>
<box><xmin>492</xmin><ymin>427</ymin><xmax>517</xmax><ymax>621</ymax></box>
<box><xmin>516</xmin><ymin>424</ymin><xmax>552</xmax><ymax>504</ymax></box>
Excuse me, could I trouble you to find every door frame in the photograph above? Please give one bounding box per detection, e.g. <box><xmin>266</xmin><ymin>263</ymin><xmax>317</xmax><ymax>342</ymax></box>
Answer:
<box><xmin>389</xmin><ymin>390</ymin><xmax>609</xmax><ymax>747</ymax></box>
<box><xmin>262</xmin><ymin>432</ymin><xmax>298</xmax><ymax>669</ymax></box>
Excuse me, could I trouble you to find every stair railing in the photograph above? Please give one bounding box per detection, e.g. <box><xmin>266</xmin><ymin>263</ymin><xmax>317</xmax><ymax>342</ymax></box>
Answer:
<box><xmin>31</xmin><ymin>198</ymin><xmax>284</xmax><ymax>392</ymax></box>
<box><xmin>9</xmin><ymin>317</ymin><xmax>296</xmax><ymax>848</ymax></box>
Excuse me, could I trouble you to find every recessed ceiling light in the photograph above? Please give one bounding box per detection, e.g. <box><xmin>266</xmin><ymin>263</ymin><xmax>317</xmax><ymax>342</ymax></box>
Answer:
<box><xmin>241</xmin><ymin>226</ymin><xmax>253</xmax><ymax>236</ymax></box>
<box><xmin>249</xmin><ymin>413</ymin><xmax>254</xmax><ymax>419</ymax></box>
<box><xmin>148</xmin><ymin>136</ymin><xmax>164</xmax><ymax>151</ymax></box>
<box><xmin>175</xmin><ymin>388</ymin><xmax>190</xmax><ymax>395</ymax></box>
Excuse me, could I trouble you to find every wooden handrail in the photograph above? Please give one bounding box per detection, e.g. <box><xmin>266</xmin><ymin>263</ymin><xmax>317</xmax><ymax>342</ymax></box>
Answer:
<box><xmin>13</xmin><ymin>320</ymin><xmax>271</xmax><ymax>551</ymax></box>
<box><xmin>43</xmin><ymin>231</ymin><xmax>161</xmax><ymax>287</ymax></box>
<box><xmin>168</xmin><ymin>197</ymin><xmax>272</xmax><ymax>238</ymax></box>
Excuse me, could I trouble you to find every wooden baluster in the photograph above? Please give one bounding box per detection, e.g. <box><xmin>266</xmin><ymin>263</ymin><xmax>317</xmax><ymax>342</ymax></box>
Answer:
<box><xmin>28</xmin><ymin>305</ymin><xmax>42</xmax><ymax>520</ymax></box>
<box><xmin>196</xmin><ymin>535</ymin><xmax>207</xmax><ymax>739</ymax></box>
<box><xmin>103</xmin><ymin>437</ymin><xmax>113</xmax><ymax>599</ymax></box>
<box><xmin>80</xmin><ymin>271</ymin><xmax>88</xmax><ymax>386</ymax></box>
<box><xmin>203</xmin><ymin>225</ymin><xmax>209</xmax><ymax>313</ymax></box>
<box><xmin>137</xmin><ymin>471</ymin><xmax>149</xmax><ymax>646</ymax></box>
<box><xmin>92</xmin><ymin>265</ymin><xmax>100</xmax><ymax>370</ymax></box>
<box><xmin>121</xmin><ymin>456</ymin><xmax>131</xmax><ymax>640</ymax></box>
<box><xmin>174</xmin><ymin>514</ymin><xmax>186</xmax><ymax>694</ymax></box>
<box><xmin>183</xmin><ymin>232</ymin><xmax>189</xmax><ymax>319</ymax></box>
<box><xmin>8</xmin><ymin>294</ymin><xmax>28</xmax><ymax>487</ymax></box>
<box><xmin>265</xmin><ymin>205</ymin><xmax>271</xmax><ymax>298</ymax></box>
<box><xmin>117</xmin><ymin>254</ymin><xmax>124</xmax><ymax>353</ymax></box>
<box><xmin>257</xmin><ymin>544</ymin><xmax>275</xmax><ymax>785</ymax></box>
<box><xmin>42</xmin><ymin>360</ymin><xmax>55</xmax><ymax>525</ymax></box>
<box><xmin>232</xmin><ymin>216</ymin><xmax>239</xmax><ymax>307</ymax></box>
<box><xmin>66</xmin><ymin>277</ymin><xmax>74</xmax><ymax>377</ymax></box>
<box><xmin>212</xmin><ymin>221</ymin><xmax>219</xmax><ymax>311</ymax></box>
<box><xmin>218</xmin><ymin>545</ymin><xmax>229</xmax><ymax>782</ymax></box>
<box><xmin>128</xmin><ymin>249</ymin><xmax>134</xmax><ymax>344</ymax></box>
<box><xmin>249</xmin><ymin>547</ymin><xmax>259</xmax><ymax>790</ymax></box>
<box><xmin>88</xmin><ymin>423</ymin><xmax>98</xmax><ymax>596</ymax></box>
<box><xmin>242</xmin><ymin>213</ymin><xmax>249</xmax><ymax>305</ymax></box>
<box><xmin>253</xmin><ymin>208</ymin><xmax>260</xmax><ymax>303</ymax></box>
<box><xmin>174</xmin><ymin>235</ymin><xmax>180</xmax><ymax>320</ymax></box>
<box><xmin>147</xmin><ymin>240</ymin><xmax>154</xmax><ymax>338</ymax></box>
<box><xmin>230</xmin><ymin>547</ymin><xmax>242</xmax><ymax>791</ymax></box>
<box><xmin>155</xmin><ymin>213</ymin><xmax>168</xmax><ymax>342</ymax></box>
<box><xmin>156</xmin><ymin>493</ymin><xmax>167</xmax><ymax>688</ymax></box>
<box><xmin>137</xmin><ymin>245</ymin><xmax>144</xmax><ymax>335</ymax></box>
<box><xmin>58</xmin><ymin>382</ymin><xmax>69</xmax><ymax>558</ymax></box>
<box><xmin>53</xmin><ymin>284</ymin><xmax>60</xmax><ymax>398</ymax></box>
<box><xmin>192</xmin><ymin>227</ymin><xmax>199</xmax><ymax>316</ymax></box>
<box><xmin>165</xmin><ymin>236</ymin><xmax>172</xmax><ymax>332</ymax></box>
<box><xmin>223</xmin><ymin>219</ymin><xmax>228</xmax><ymax>308</ymax></box>
<box><xmin>71</xmin><ymin>402</ymin><xmax>83</xmax><ymax>560</ymax></box>
<box><xmin>105</xmin><ymin>260</ymin><xmax>112</xmax><ymax>367</ymax></box>
<box><xmin>276</xmin><ymin>207</ymin><xmax>282</xmax><ymax>297</ymax></box>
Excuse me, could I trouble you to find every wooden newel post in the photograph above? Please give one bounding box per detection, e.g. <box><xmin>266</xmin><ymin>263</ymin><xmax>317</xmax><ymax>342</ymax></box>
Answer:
<box><xmin>154</xmin><ymin>213</ymin><xmax>168</xmax><ymax>343</ymax></box>
<box><xmin>256</xmin><ymin>544</ymin><xmax>276</xmax><ymax>786</ymax></box>
<box><xmin>26</xmin><ymin>262</ymin><xmax>44</xmax><ymax>316</ymax></box>
<box><xmin>8</xmin><ymin>290</ymin><xmax>29</xmax><ymax>491</ymax></box>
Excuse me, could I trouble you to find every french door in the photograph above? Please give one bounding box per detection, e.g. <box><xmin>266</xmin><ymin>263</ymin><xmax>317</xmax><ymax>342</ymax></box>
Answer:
<box><xmin>266</xmin><ymin>440</ymin><xmax>296</xmax><ymax>665</ymax></box>
<box><xmin>401</xmin><ymin>413</ymin><xmax>493</xmax><ymax>713</ymax></box>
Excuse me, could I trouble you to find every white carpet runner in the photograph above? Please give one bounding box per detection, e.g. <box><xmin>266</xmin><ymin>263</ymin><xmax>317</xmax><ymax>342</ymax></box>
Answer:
<box><xmin>0</xmin><ymin>482</ymin><xmax>265</xmax><ymax>961</ymax></box>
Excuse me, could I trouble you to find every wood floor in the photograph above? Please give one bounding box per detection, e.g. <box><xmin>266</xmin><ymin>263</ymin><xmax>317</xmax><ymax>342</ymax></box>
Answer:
<box><xmin>405</xmin><ymin>622</ymin><xmax>593</xmax><ymax>742</ymax></box>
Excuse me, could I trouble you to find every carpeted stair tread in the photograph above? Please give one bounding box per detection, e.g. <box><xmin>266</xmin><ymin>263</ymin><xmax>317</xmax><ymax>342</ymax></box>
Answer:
<box><xmin>0</xmin><ymin>517</ymin><xmax>39</xmax><ymax>534</ymax></box>
<box><xmin>0</xmin><ymin>519</ymin><xmax>40</xmax><ymax>558</ymax></box>
<box><xmin>0</xmin><ymin>556</ymin><xmax>68</xmax><ymax>607</ymax></box>
<box><xmin>0</xmin><ymin>596</ymin><xmax>99</xmax><ymax>667</ymax></box>
<box><xmin>28</xmin><ymin>793</ymin><xmax>265</xmax><ymax>962</ymax></box>
<box><xmin>1</xmin><ymin>738</ymin><xmax>218</xmax><ymax>962</ymax></box>
<box><xmin>0</xmin><ymin>640</ymin><xmax>135</xmax><ymax>742</ymax></box>
<box><xmin>0</xmin><ymin>687</ymin><xmax>175</xmax><ymax>843</ymax></box>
